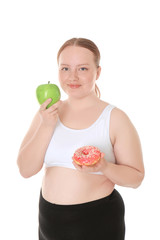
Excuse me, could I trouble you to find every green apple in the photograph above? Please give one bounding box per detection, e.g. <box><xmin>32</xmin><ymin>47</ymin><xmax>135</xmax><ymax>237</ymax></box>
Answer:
<box><xmin>36</xmin><ymin>81</ymin><xmax>61</xmax><ymax>109</ymax></box>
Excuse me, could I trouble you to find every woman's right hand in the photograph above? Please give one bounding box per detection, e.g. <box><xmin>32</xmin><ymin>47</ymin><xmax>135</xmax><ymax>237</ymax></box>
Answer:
<box><xmin>38</xmin><ymin>98</ymin><xmax>62</xmax><ymax>128</ymax></box>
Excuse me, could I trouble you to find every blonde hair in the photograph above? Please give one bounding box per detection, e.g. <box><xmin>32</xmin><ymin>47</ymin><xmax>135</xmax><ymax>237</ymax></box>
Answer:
<box><xmin>57</xmin><ymin>38</ymin><xmax>101</xmax><ymax>98</ymax></box>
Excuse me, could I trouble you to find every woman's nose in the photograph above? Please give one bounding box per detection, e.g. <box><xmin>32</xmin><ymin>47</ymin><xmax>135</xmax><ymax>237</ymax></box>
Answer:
<box><xmin>69</xmin><ymin>69</ymin><xmax>79</xmax><ymax>80</ymax></box>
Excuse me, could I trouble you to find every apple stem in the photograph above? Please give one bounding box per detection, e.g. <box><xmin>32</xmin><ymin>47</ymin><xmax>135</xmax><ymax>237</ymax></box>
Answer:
<box><xmin>48</xmin><ymin>81</ymin><xmax>50</xmax><ymax>84</ymax></box>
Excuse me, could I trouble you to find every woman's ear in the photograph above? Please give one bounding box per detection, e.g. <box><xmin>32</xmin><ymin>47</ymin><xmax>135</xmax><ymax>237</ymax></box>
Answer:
<box><xmin>96</xmin><ymin>66</ymin><xmax>101</xmax><ymax>80</ymax></box>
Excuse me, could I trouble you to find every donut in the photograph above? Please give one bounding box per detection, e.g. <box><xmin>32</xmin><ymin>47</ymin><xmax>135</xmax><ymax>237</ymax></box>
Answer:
<box><xmin>73</xmin><ymin>146</ymin><xmax>101</xmax><ymax>166</ymax></box>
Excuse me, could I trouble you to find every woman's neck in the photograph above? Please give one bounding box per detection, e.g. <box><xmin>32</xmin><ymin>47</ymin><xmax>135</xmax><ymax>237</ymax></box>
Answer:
<box><xmin>66</xmin><ymin>94</ymin><xmax>100</xmax><ymax>111</ymax></box>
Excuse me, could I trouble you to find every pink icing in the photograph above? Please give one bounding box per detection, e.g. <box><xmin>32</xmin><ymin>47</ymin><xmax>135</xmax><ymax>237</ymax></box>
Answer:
<box><xmin>73</xmin><ymin>146</ymin><xmax>101</xmax><ymax>165</ymax></box>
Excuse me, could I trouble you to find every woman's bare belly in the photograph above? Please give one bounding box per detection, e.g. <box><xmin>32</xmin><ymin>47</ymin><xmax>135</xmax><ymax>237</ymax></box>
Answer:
<box><xmin>41</xmin><ymin>166</ymin><xmax>115</xmax><ymax>205</ymax></box>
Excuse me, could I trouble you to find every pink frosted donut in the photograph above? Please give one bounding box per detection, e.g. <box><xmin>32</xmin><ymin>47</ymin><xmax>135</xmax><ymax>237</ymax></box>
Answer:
<box><xmin>73</xmin><ymin>146</ymin><xmax>101</xmax><ymax>166</ymax></box>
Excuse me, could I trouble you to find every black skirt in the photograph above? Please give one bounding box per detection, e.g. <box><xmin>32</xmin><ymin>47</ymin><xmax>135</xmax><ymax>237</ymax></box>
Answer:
<box><xmin>38</xmin><ymin>188</ymin><xmax>125</xmax><ymax>240</ymax></box>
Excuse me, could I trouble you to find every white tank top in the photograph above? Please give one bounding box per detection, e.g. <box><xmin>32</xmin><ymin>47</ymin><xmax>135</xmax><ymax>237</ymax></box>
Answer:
<box><xmin>44</xmin><ymin>104</ymin><xmax>116</xmax><ymax>175</ymax></box>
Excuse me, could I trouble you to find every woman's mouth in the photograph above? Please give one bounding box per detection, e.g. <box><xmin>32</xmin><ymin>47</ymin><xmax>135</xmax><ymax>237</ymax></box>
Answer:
<box><xmin>68</xmin><ymin>84</ymin><xmax>81</xmax><ymax>89</ymax></box>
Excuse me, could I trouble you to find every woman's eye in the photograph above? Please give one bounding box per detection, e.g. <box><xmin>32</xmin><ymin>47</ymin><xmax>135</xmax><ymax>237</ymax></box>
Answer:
<box><xmin>62</xmin><ymin>67</ymin><xmax>69</xmax><ymax>71</ymax></box>
<box><xmin>80</xmin><ymin>67</ymin><xmax>88</xmax><ymax>71</ymax></box>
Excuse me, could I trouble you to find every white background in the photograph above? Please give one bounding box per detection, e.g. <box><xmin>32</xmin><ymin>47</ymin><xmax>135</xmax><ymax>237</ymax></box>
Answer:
<box><xmin>0</xmin><ymin>0</ymin><xmax>160</xmax><ymax>239</ymax></box>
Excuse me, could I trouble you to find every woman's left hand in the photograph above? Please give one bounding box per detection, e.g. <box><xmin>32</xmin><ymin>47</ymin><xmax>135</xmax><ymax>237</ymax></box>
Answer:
<box><xmin>72</xmin><ymin>153</ymin><xmax>107</xmax><ymax>173</ymax></box>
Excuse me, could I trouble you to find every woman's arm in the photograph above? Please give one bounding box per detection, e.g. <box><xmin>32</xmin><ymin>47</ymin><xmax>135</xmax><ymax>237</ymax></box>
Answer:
<box><xmin>102</xmin><ymin>108</ymin><xmax>145</xmax><ymax>188</ymax></box>
<box><xmin>17</xmin><ymin>99</ymin><xmax>61</xmax><ymax>178</ymax></box>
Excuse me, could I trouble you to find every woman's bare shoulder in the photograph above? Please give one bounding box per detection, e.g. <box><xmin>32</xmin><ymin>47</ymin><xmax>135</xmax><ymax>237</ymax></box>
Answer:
<box><xmin>111</xmin><ymin>107</ymin><xmax>133</xmax><ymax>127</ymax></box>
<box><xmin>109</xmin><ymin>106</ymin><xmax>136</xmax><ymax>143</ymax></box>
<box><xmin>110</xmin><ymin>106</ymin><xmax>140</xmax><ymax>145</ymax></box>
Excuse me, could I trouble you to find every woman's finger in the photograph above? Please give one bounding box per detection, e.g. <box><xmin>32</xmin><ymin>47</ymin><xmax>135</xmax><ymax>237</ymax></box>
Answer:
<box><xmin>46</xmin><ymin>100</ymin><xmax>62</xmax><ymax>113</ymax></box>
<box><xmin>101</xmin><ymin>152</ymin><xmax>105</xmax><ymax>158</ymax></box>
<box><xmin>72</xmin><ymin>160</ymin><xmax>82</xmax><ymax>171</ymax></box>
<box><xmin>40</xmin><ymin>98</ymin><xmax>52</xmax><ymax>111</ymax></box>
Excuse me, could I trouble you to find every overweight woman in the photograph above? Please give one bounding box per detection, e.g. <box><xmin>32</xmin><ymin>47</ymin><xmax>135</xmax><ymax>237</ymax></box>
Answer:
<box><xmin>17</xmin><ymin>38</ymin><xmax>145</xmax><ymax>240</ymax></box>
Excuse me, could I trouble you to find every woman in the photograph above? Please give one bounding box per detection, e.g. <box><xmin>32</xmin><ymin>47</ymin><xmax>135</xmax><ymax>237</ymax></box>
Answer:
<box><xmin>17</xmin><ymin>38</ymin><xmax>145</xmax><ymax>240</ymax></box>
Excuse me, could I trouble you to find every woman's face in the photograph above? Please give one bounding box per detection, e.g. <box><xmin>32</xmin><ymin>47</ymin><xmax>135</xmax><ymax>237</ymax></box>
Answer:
<box><xmin>58</xmin><ymin>46</ymin><xmax>101</xmax><ymax>99</ymax></box>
